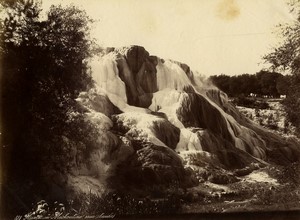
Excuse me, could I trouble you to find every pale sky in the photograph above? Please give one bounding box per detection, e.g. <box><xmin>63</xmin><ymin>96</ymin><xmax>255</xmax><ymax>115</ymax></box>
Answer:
<box><xmin>42</xmin><ymin>0</ymin><xmax>296</xmax><ymax>76</ymax></box>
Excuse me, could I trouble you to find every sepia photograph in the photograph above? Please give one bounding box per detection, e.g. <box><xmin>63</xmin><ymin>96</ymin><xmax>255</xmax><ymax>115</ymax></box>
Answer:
<box><xmin>1</xmin><ymin>0</ymin><xmax>300</xmax><ymax>219</ymax></box>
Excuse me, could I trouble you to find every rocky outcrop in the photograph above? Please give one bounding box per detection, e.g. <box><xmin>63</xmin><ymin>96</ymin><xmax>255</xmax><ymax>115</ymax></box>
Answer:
<box><xmin>109</xmin><ymin>144</ymin><xmax>196</xmax><ymax>188</ymax></box>
<box><xmin>115</xmin><ymin>46</ymin><xmax>158</xmax><ymax>107</ymax></box>
<box><xmin>76</xmin><ymin>87</ymin><xmax>121</xmax><ymax>116</ymax></box>
<box><xmin>177</xmin><ymin>88</ymin><xmax>234</xmax><ymax>142</ymax></box>
<box><xmin>67</xmin><ymin>45</ymin><xmax>300</xmax><ymax>196</ymax></box>
<box><xmin>112</xmin><ymin>112</ymin><xmax>180</xmax><ymax>149</ymax></box>
<box><xmin>170</xmin><ymin>60</ymin><xmax>195</xmax><ymax>85</ymax></box>
<box><xmin>206</xmin><ymin>87</ymin><xmax>300</xmax><ymax>165</ymax></box>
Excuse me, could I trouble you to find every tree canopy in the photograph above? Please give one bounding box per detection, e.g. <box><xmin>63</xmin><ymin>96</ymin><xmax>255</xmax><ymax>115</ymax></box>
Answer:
<box><xmin>1</xmin><ymin>0</ymin><xmax>98</xmax><ymax>215</ymax></box>
<box><xmin>209</xmin><ymin>71</ymin><xmax>283</xmax><ymax>98</ymax></box>
<box><xmin>263</xmin><ymin>1</ymin><xmax>300</xmax><ymax>132</ymax></box>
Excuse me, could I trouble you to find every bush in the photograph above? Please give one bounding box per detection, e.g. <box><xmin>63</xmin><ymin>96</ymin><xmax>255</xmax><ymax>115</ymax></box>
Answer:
<box><xmin>25</xmin><ymin>191</ymin><xmax>183</xmax><ymax>218</ymax></box>
<box><xmin>233</xmin><ymin>96</ymin><xmax>256</xmax><ymax>108</ymax></box>
<box><xmin>281</xmin><ymin>95</ymin><xmax>300</xmax><ymax>136</ymax></box>
<box><xmin>233</xmin><ymin>96</ymin><xmax>269</xmax><ymax>109</ymax></box>
<box><xmin>266</xmin><ymin>113</ymin><xmax>278</xmax><ymax>130</ymax></box>
<box><xmin>256</xmin><ymin>101</ymin><xmax>269</xmax><ymax>109</ymax></box>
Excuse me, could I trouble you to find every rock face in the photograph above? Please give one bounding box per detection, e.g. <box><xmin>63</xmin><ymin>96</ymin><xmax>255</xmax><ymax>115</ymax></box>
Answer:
<box><xmin>205</xmin><ymin>88</ymin><xmax>300</xmax><ymax>165</ymax></box>
<box><xmin>115</xmin><ymin>46</ymin><xmax>158</xmax><ymax>107</ymax></box>
<box><xmin>69</xmin><ymin>45</ymin><xmax>300</xmax><ymax>193</ymax></box>
<box><xmin>110</xmin><ymin>144</ymin><xmax>196</xmax><ymax>188</ymax></box>
<box><xmin>112</xmin><ymin>112</ymin><xmax>180</xmax><ymax>149</ymax></box>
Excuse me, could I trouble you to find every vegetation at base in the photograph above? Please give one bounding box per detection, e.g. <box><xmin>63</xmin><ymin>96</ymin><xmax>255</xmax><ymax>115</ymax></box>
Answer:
<box><xmin>182</xmin><ymin>163</ymin><xmax>300</xmax><ymax>213</ymax></box>
<box><xmin>21</xmin><ymin>161</ymin><xmax>300</xmax><ymax>217</ymax></box>
<box><xmin>25</xmin><ymin>190</ymin><xmax>182</xmax><ymax>218</ymax></box>
<box><xmin>22</xmin><ymin>164</ymin><xmax>300</xmax><ymax>217</ymax></box>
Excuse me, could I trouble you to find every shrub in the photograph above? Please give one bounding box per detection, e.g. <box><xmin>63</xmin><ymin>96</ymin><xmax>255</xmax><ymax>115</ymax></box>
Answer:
<box><xmin>256</xmin><ymin>101</ymin><xmax>269</xmax><ymax>109</ymax></box>
<box><xmin>266</xmin><ymin>113</ymin><xmax>278</xmax><ymax>130</ymax></box>
<box><xmin>233</xmin><ymin>96</ymin><xmax>256</xmax><ymax>108</ymax></box>
<box><xmin>233</xmin><ymin>96</ymin><xmax>269</xmax><ymax>109</ymax></box>
<box><xmin>25</xmin><ymin>191</ymin><xmax>183</xmax><ymax>218</ymax></box>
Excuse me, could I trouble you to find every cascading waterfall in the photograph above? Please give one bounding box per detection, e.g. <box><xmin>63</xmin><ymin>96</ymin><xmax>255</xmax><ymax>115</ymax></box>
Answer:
<box><xmin>156</xmin><ymin>59</ymin><xmax>191</xmax><ymax>90</ymax></box>
<box><xmin>90</xmin><ymin>53</ymin><xmax>127</xmax><ymax>109</ymax></box>
<box><xmin>70</xmin><ymin>45</ymin><xmax>299</xmax><ymax>194</ymax></box>
<box><xmin>88</xmin><ymin>46</ymin><xmax>267</xmax><ymax>164</ymax></box>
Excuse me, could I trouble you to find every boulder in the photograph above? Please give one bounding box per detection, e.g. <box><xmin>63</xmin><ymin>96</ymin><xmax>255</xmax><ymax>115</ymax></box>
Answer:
<box><xmin>110</xmin><ymin>144</ymin><xmax>196</xmax><ymax>189</ymax></box>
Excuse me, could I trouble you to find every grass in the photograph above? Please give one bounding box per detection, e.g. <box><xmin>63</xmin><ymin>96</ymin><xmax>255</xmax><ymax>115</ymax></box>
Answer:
<box><xmin>25</xmin><ymin>189</ymin><xmax>183</xmax><ymax>218</ymax></box>
<box><xmin>182</xmin><ymin>163</ymin><xmax>300</xmax><ymax>213</ymax></box>
<box><xmin>23</xmin><ymin>163</ymin><xmax>300</xmax><ymax>218</ymax></box>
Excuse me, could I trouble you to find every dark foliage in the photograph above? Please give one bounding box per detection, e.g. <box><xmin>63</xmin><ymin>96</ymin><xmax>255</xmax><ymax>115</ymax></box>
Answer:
<box><xmin>0</xmin><ymin>0</ymin><xmax>98</xmax><ymax>217</ymax></box>
<box><xmin>232</xmin><ymin>95</ymin><xmax>269</xmax><ymax>109</ymax></box>
<box><xmin>262</xmin><ymin>2</ymin><xmax>300</xmax><ymax>133</ymax></box>
<box><xmin>209</xmin><ymin>71</ymin><xmax>283</xmax><ymax>98</ymax></box>
<box><xmin>25</xmin><ymin>191</ymin><xmax>182</xmax><ymax>218</ymax></box>
<box><xmin>279</xmin><ymin>74</ymin><xmax>300</xmax><ymax>133</ymax></box>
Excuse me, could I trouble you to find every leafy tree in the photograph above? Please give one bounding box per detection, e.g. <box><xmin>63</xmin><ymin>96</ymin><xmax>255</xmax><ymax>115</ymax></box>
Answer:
<box><xmin>276</xmin><ymin>75</ymin><xmax>291</xmax><ymax>95</ymax></box>
<box><xmin>263</xmin><ymin>1</ymin><xmax>300</xmax><ymax>132</ymax></box>
<box><xmin>0</xmin><ymin>0</ymin><xmax>98</xmax><ymax>216</ymax></box>
<box><xmin>229</xmin><ymin>76</ymin><xmax>241</xmax><ymax>96</ymax></box>
<box><xmin>238</xmin><ymin>74</ymin><xmax>260</xmax><ymax>95</ymax></box>
<box><xmin>256</xmin><ymin>71</ymin><xmax>281</xmax><ymax>97</ymax></box>
<box><xmin>209</xmin><ymin>74</ymin><xmax>231</xmax><ymax>95</ymax></box>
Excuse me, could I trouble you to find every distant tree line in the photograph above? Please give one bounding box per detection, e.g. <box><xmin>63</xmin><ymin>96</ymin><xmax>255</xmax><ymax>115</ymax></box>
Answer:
<box><xmin>209</xmin><ymin>71</ymin><xmax>290</xmax><ymax>98</ymax></box>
